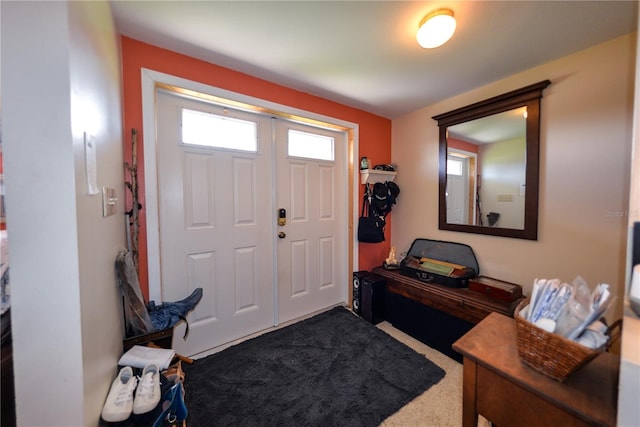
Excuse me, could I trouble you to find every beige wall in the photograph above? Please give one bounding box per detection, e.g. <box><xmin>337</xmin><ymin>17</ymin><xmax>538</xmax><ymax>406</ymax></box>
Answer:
<box><xmin>618</xmin><ymin>14</ymin><xmax>640</xmax><ymax>426</ymax></box>
<box><xmin>69</xmin><ymin>2</ymin><xmax>127</xmax><ymax>425</ymax></box>
<box><xmin>2</xmin><ymin>1</ymin><xmax>125</xmax><ymax>425</ymax></box>
<box><xmin>391</xmin><ymin>34</ymin><xmax>636</xmax><ymax>321</ymax></box>
<box><xmin>478</xmin><ymin>136</ymin><xmax>526</xmax><ymax>229</ymax></box>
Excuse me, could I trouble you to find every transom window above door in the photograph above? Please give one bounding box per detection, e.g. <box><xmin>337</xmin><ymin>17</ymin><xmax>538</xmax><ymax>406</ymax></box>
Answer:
<box><xmin>181</xmin><ymin>107</ymin><xmax>258</xmax><ymax>152</ymax></box>
<box><xmin>447</xmin><ymin>158</ymin><xmax>463</xmax><ymax>176</ymax></box>
<box><xmin>287</xmin><ymin>129</ymin><xmax>334</xmax><ymax>161</ymax></box>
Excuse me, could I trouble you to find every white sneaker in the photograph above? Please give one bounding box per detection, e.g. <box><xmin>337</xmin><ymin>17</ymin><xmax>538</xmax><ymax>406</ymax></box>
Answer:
<box><xmin>133</xmin><ymin>363</ymin><xmax>161</xmax><ymax>414</ymax></box>
<box><xmin>101</xmin><ymin>366</ymin><xmax>138</xmax><ymax>422</ymax></box>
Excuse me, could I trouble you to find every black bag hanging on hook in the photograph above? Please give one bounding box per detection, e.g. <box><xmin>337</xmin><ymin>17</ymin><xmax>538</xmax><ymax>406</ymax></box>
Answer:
<box><xmin>358</xmin><ymin>184</ymin><xmax>385</xmax><ymax>243</ymax></box>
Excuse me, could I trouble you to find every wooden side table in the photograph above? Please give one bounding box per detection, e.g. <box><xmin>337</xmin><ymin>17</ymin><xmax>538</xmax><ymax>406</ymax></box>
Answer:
<box><xmin>452</xmin><ymin>312</ymin><xmax>619</xmax><ymax>427</ymax></box>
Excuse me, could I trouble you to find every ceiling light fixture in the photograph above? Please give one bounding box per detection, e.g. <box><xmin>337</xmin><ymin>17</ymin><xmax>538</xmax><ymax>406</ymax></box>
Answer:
<box><xmin>416</xmin><ymin>8</ymin><xmax>456</xmax><ymax>49</ymax></box>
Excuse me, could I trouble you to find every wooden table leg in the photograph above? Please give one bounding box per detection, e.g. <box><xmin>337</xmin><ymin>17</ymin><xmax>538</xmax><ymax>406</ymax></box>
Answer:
<box><xmin>462</xmin><ymin>357</ymin><xmax>479</xmax><ymax>427</ymax></box>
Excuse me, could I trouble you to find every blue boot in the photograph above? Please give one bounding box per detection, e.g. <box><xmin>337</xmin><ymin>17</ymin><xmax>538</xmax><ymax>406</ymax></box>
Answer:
<box><xmin>147</xmin><ymin>288</ymin><xmax>203</xmax><ymax>338</ymax></box>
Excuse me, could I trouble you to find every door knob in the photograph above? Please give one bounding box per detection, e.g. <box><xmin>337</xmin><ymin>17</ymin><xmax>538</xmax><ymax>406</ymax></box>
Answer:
<box><xmin>278</xmin><ymin>232</ymin><xmax>286</xmax><ymax>239</ymax></box>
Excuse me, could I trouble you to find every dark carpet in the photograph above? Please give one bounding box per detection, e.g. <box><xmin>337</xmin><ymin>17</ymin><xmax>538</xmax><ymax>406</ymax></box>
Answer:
<box><xmin>182</xmin><ymin>306</ymin><xmax>446</xmax><ymax>427</ymax></box>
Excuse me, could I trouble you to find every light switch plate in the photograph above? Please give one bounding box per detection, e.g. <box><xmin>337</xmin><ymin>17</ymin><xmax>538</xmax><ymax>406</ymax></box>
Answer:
<box><xmin>102</xmin><ymin>187</ymin><xmax>117</xmax><ymax>217</ymax></box>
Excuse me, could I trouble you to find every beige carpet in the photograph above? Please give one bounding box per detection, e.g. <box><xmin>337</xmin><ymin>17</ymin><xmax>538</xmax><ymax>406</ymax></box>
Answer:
<box><xmin>376</xmin><ymin>321</ymin><xmax>491</xmax><ymax>427</ymax></box>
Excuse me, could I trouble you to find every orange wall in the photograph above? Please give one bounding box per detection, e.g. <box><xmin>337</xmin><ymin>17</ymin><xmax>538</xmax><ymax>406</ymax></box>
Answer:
<box><xmin>448</xmin><ymin>137</ymin><xmax>478</xmax><ymax>154</ymax></box>
<box><xmin>121</xmin><ymin>37</ymin><xmax>392</xmax><ymax>298</ymax></box>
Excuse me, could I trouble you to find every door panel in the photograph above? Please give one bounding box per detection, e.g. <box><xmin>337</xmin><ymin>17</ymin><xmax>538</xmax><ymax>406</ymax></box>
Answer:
<box><xmin>156</xmin><ymin>90</ymin><xmax>274</xmax><ymax>356</ymax></box>
<box><xmin>183</xmin><ymin>153</ymin><xmax>215</xmax><ymax>229</ymax></box>
<box><xmin>275</xmin><ymin>121</ymin><xmax>348</xmax><ymax>324</ymax></box>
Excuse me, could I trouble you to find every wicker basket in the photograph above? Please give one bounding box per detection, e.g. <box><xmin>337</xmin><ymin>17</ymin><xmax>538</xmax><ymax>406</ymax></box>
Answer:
<box><xmin>514</xmin><ymin>299</ymin><xmax>610</xmax><ymax>382</ymax></box>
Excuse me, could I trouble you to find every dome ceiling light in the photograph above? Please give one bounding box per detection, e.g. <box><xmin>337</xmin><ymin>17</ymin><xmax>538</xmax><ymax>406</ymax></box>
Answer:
<box><xmin>416</xmin><ymin>8</ymin><xmax>457</xmax><ymax>49</ymax></box>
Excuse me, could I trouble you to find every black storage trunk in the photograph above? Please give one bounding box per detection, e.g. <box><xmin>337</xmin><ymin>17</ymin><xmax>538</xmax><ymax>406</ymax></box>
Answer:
<box><xmin>400</xmin><ymin>238</ymin><xmax>479</xmax><ymax>288</ymax></box>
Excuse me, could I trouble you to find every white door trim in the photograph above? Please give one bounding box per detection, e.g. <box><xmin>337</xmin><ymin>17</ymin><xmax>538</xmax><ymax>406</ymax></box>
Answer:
<box><xmin>141</xmin><ymin>68</ymin><xmax>360</xmax><ymax>303</ymax></box>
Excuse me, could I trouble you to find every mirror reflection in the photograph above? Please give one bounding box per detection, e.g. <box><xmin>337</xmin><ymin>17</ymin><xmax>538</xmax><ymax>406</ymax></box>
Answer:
<box><xmin>446</xmin><ymin>107</ymin><xmax>527</xmax><ymax>229</ymax></box>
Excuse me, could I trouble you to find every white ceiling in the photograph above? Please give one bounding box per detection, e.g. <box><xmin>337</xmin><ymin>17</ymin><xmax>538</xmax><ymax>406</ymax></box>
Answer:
<box><xmin>110</xmin><ymin>1</ymin><xmax>638</xmax><ymax>119</ymax></box>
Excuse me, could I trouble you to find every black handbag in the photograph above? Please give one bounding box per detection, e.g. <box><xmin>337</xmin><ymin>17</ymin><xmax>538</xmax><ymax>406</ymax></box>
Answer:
<box><xmin>358</xmin><ymin>186</ymin><xmax>385</xmax><ymax>243</ymax></box>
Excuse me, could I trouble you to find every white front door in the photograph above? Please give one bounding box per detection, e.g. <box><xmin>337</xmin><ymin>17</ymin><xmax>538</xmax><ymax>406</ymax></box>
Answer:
<box><xmin>154</xmin><ymin>87</ymin><xmax>348</xmax><ymax>356</ymax></box>
<box><xmin>156</xmin><ymin>89</ymin><xmax>275</xmax><ymax>356</ymax></box>
<box><xmin>275</xmin><ymin>121</ymin><xmax>348</xmax><ymax>324</ymax></box>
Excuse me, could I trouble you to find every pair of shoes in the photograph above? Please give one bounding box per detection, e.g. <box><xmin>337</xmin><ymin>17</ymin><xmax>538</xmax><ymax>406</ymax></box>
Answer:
<box><xmin>101</xmin><ymin>366</ymin><xmax>138</xmax><ymax>422</ymax></box>
<box><xmin>101</xmin><ymin>364</ymin><xmax>161</xmax><ymax>422</ymax></box>
<box><xmin>133</xmin><ymin>363</ymin><xmax>161</xmax><ymax>415</ymax></box>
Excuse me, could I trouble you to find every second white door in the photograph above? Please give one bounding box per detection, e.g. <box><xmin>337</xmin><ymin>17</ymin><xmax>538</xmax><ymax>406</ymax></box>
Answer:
<box><xmin>275</xmin><ymin>120</ymin><xmax>348</xmax><ymax>324</ymax></box>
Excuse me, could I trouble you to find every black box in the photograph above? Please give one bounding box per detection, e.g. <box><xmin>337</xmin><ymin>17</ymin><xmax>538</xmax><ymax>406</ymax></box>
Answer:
<box><xmin>400</xmin><ymin>238</ymin><xmax>479</xmax><ymax>288</ymax></box>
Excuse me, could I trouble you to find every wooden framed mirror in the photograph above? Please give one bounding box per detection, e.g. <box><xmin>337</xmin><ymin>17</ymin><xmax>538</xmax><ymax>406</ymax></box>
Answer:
<box><xmin>433</xmin><ymin>80</ymin><xmax>550</xmax><ymax>240</ymax></box>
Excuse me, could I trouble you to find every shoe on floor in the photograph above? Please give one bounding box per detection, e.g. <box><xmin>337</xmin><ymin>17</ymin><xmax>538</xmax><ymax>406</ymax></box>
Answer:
<box><xmin>101</xmin><ymin>366</ymin><xmax>138</xmax><ymax>422</ymax></box>
<box><xmin>133</xmin><ymin>363</ymin><xmax>161</xmax><ymax>414</ymax></box>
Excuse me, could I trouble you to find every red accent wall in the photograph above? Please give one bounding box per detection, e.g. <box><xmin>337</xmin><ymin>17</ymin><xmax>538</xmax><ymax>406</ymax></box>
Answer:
<box><xmin>121</xmin><ymin>37</ymin><xmax>391</xmax><ymax>299</ymax></box>
<box><xmin>448</xmin><ymin>137</ymin><xmax>478</xmax><ymax>154</ymax></box>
